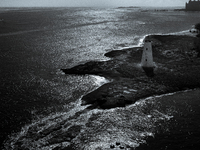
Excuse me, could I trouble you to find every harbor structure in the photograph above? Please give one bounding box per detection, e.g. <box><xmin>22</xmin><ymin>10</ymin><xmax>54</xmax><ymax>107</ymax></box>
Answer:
<box><xmin>186</xmin><ymin>0</ymin><xmax>200</xmax><ymax>11</ymax></box>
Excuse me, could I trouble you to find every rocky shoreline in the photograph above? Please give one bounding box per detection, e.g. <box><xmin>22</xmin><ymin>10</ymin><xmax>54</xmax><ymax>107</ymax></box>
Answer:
<box><xmin>62</xmin><ymin>34</ymin><xmax>200</xmax><ymax>109</ymax></box>
<box><xmin>4</xmin><ymin>34</ymin><xmax>200</xmax><ymax>150</ymax></box>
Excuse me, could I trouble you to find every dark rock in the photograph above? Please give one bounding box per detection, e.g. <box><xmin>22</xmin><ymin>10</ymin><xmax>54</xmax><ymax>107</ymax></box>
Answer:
<box><xmin>47</xmin><ymin>125</ymin><xmax>81</xmax><ymax>145</ymax></box>
<box><xmin>38</xmin><ymin>124</ymin><xmax>62</xmax><ymax>139</ymax></box>
<box><xmin>142</xmin><ymin>67</ymin><xmax>154</xmax><ymax>77</ymax></box>
<box><xmin>120</xmin><ymin>145</ymin><xmax>125</xmax><ymax>149</ymax></box>
<box><xmin>48</xmin><ymin>137</ymin><xmax>65</xmax><ymax>145</ymax></box>
<box><xmin>110</xmin><ymin>144</ymin><xmax>115</xmax><ymax>148</ymax></box>
<box><xmin>116</xmin><ymin>142</ymin><xmax>121</xmax><ymax>145</ymax></box>
<box><xmin>105</xmin><ymin>49</ymin><xmax>128</xmax><ymax>57</ymax></box>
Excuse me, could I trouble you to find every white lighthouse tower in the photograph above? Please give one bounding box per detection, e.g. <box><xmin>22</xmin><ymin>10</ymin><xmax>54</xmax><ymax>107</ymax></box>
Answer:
<box><xmin>141</xmin><ymin>40</ymin><xmax>154</xmax><ymax>68</ymax></box>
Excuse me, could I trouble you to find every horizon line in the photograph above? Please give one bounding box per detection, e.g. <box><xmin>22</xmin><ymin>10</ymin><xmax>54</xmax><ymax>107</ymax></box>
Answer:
<box><xmin>0</xmin><ymin>5</ymin><xmax>185</xmax><ymax>8</ymax></box>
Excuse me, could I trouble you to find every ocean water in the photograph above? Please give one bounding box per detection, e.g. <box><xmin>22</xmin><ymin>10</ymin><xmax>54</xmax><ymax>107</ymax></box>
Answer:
<box><xmin>0</xmin><ymin>7</ymin><xmax>200</xmax><ymax>149</ymax></box>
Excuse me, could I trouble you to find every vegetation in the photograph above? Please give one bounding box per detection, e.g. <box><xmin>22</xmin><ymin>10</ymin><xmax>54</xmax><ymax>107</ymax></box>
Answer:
<box><xmin>195</xmin><ymin>23</ymin><xmax>200</xmax><ymax>32</ymax></box>
<box><xmin>194</xmin><ymin>23</ymin><xmax>200</xmax><ymax>56</ymax></box>
<box><xmin>195</xmin><ymin>23</ymin><xmax>200</xmax><ymax>37</ymax></box>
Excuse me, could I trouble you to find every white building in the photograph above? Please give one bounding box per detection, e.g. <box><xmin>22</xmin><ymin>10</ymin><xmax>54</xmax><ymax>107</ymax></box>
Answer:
<box><xmin>141</xmin><ymin>40</ymin><xmax>154</xmax><ymax>68</ymax></box>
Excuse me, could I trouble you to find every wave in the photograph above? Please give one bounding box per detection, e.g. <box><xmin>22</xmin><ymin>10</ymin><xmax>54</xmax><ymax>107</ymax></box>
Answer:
<box><xmin>165</xmin><ymin>29</ymin><xmax>197</xmax><ymax>37</ymax></box>
<box><xmin>112</xmin><ymin>35</ymin><xmax>147</xmax><ymax>51</ymax></box>
<box><xmin>112</xmin><ymin>27</ymin><xmax>196</xmax><ymax>52</ymax></box>
<box><xmin>90</xmin><ymin>75</ymin><xmax>111</xmax><ymax>86</ymax></box>
<box><xmin>0</xmin><ymin>29</ymin><xmax>41</xmax><ymax>37</ymax></box>
<box><xmin>5</xmin><ymin>88</ymin><xmax>193</xmax><ymax>149</ymax></box>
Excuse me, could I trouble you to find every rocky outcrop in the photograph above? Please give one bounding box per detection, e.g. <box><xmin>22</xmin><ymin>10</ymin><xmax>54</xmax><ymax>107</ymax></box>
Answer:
<box><xmin>62</xmin><ymin>35</ymin><xmax>200</xmax><ymax>109</ymax></box>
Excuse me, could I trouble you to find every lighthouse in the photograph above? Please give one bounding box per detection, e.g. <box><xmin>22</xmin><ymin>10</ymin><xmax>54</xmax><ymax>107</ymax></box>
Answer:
<box><xmin>141</xmin><ymin>40</ymin><xmax>154</xmax><ymax>67</ymax></box>
<box><xmin>141</xmin><ymin>40</ymin><xmax>154</xmax><ymax>76</ymax></box>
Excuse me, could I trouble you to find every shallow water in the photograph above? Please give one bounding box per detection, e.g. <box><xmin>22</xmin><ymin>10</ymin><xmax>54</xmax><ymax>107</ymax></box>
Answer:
<box><xmin>1</xmin><ymin>7</ymin><xmax>200</xmax><ymax>149</ymax></box>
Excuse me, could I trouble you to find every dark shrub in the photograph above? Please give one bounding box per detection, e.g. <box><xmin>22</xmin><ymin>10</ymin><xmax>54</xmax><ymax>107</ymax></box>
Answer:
<box><xmin>194</xmin><ymin>37</ymin><xmax>200</xmax><ymax>57</ymax></box>
<box><xmin>194</xmin><ymin>23</ymin><xmax>200</xmax><ymax>56</ymax></box>
<box><xmin>195</xmin><ymin>23</ymin><xmax>200</xmax><ymax>31</ymax></box>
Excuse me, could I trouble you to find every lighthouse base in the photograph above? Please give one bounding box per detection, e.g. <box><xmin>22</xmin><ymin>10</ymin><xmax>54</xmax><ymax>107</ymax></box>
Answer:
<box><xmin>142</xmin><ymin>67</ymin><xmax>154</xmax><ymax>77</ymax></box>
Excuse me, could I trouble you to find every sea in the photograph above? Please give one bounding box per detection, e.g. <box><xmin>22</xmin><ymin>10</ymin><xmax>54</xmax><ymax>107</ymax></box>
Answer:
<box><xmin>0</xmin><ymin>7</ymin><xmax>200</xmax><ymax>149</ymax></box>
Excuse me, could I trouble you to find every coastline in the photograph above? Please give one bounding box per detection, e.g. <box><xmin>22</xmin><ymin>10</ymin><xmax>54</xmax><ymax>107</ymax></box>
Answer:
<box><xmin>62</xmin><ymin>31</ymin><xmax>200</xmax><ymax>109</ymax></box>
<box><xmin>3</xmin><ymin>31</ymin><xmax>200</xmax><ymax>149</ymax></box>
<box><xmin>135</xmin><ymin>88</ymin><xmax>200</xmax><ymax>150</ymax></box>
<box><xmin>1</xmin><ymin>7</ymin><xmax>200</xmax><ymax>149</ymax></box>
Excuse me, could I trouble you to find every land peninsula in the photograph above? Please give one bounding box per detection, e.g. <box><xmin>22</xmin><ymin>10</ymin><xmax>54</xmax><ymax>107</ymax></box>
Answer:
<box><xmin>62</xmin><ymin>31</ymin><xmax>200</xmax><ymax>109</ymax></box>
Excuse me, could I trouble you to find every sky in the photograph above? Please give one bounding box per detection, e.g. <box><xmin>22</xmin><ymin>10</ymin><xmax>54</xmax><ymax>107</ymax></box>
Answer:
<box><xmin>0</xmin><ymin>0</ymin><xmax>189</xmax><ymax>7</ymax></box>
